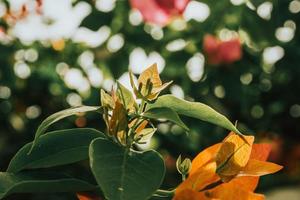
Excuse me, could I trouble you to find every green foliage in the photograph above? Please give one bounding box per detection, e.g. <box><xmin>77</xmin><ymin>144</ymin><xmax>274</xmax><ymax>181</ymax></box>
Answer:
<box><xmin>30</xmin><ymin>106</ymin><xmax>102</xmax><ymax>152</ymax></box>
<box><xmin>117</xmin><ymin>82</ymin><xmax>138</xmax><ymax>113</ymax></box>
<box><xmin>147</xmin><ymin>95</ymin><xmax>241</xmax><ymax>134</ymax></box>
<box><xmin>89</xmin><ymin>138</ymin><xmax>165</xmax><ymax>200</ymax></box>
<box><xmin>7</xmin><ymin>128</ymin><xmax>105</xmax><ymax>173</ymax></box>
<box><xmin>143</xmin><ymin>107</ymin><xmax>189</xmax><ymax>131</ymax></box>
<box><xmin>0</xmin><ymin>65</ymin><xmax>282</xmax><ymax>199</ymax></box>
<box><xmin>0</xmin><ymin>172</ymin><xmax>96</xmax><ymax>199</ymax></box>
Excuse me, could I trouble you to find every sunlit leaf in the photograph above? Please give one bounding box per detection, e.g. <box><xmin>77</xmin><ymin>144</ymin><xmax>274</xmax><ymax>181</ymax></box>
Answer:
<box><xmin>132</xmin><ymin>63</ymin><xmax>172</xmax><ymax>101</ymax></box>
<box><xmin>100</xmin><ymin>89</ymin><xmax>114</xmax><ymax>109</ymax></box>
<box><xmin>147</xmin><ymin>95</ymin><xmax>242</xmax><ymax>134</ymax></box>
<box><xmin>108</xmin><ymin>99</ymin><xmax>128</xmax><ymax>144</ymax></box>
<box><xmin>117</xmin><ymin>81</ymin><xmax>137</xmax><ymax>113</ymax></box>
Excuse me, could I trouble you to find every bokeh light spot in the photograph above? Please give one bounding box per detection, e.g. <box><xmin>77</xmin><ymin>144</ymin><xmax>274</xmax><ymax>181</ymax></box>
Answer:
<box><xmin>251</xmin><ymin>105</ymin><xmax>264</xmax><ymax>119</ymax></box>
<box><xmin>26</xmin><ymin>105</ymin><xmax>41</xmax><ymax>119</ymax></box>
<box><xmin>214</xmin><ymin>85</ymin><xmax>226</xmax><ymax>98</ymax></box>
<box><xmin>183</xmin><ymin>1</ymin><xmax>210</xmax><ymax>22</ymax></box>
<box><xmin>257</xmin><ymin>2</ymin><xmax>273</xmax><ymax>20</ymax></box>
<box><xmin>170</xmin><ymin>85</ymin><xmax>184</xmax><ymax>99</ymax></box>
<box><xmin>290</xmin><ymin>104</ymin><xmax>300</xmax><ymax>118</ymax></box>
<box><xmin>186</xmin><ymin>53</ymin><xmax>205</xmax><ymax>82</ymax></box>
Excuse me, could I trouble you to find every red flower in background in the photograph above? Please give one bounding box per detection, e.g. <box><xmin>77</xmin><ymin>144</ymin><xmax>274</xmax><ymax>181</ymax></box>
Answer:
<box><xmin>130</xmin><ymin>0</ymin><xmax>190</xmax><ymax>26</ymax></box>
<box><xmin>203</xmin><ymin>34</ymin><xmax>242</xmax><ymax>65</ymax></box>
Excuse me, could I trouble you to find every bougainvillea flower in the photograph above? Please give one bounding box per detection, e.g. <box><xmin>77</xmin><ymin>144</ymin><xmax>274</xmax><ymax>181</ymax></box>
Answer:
<box><xmin>203</xmin><ymin>34</ymin><xmax>242</xmax><ymax>65</ymax></box>
<box><xmin>173</xmin><ymin>132</ymin><xmax>283</xmax><ymax>200</ymax></box>
<box><xmin>216</xmin><ymin>133</ymin><xmax>254</xmax><ymax>182</ymax></box>
<box><xmin>216</xmin><ymin>132</ymin><xmax>282</xmax><ymax>182</ymax></box>
<box><xmin>130</xmin><ymin>0</ymin><xmax>190</xmax><ymax>26</ymax></box>
<box><xmin>130</xmin><ymin>63</ymin><xmax>172</xmax><ymax>101</ymax></box>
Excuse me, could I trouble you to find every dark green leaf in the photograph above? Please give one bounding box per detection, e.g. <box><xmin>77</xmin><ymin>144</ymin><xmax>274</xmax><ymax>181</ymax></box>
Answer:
<box><xmin>29</xmin><ymin>105</ymin><xmax>101</xmax><ymax>152</ymax></box>
<box><xmin>7</xmin><ymin>128</ymin><xmax>105</xmax><ymax>173</ymax></box>
<box><xmin>143</xmin><ymin>107</ymin><xmax>189</xmax><ymax>131</ymax></box>
<box><xmin>0</xmin><ymin>171</ymin><xmax>97</xmax><ymax>199</ymax></box>
<box><xmin>146</xmin><ymin>95</ymin><xmax>241</xmax><ymax>134</ymax></box>
<box><xmin>89</xmin><ymin>138</ymin><xmax>165</xmax><ymax>200</ymax></box>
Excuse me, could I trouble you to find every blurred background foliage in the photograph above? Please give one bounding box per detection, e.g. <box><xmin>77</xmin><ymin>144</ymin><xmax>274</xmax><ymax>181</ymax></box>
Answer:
<box><xmin>0</xmin><ymin>0</ymin><xmax>300</xmax><ymax>199</ymax></box>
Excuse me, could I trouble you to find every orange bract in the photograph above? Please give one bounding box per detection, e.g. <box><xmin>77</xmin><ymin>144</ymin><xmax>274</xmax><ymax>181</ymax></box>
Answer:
<box><xmin>190</xmin><ymin>143</ymin><xmax>221</xmax><ymax>175</ymax></box>
<box><xmin>173</xmin><ymin>132</ymin><xmax>283</xmax><ymax>200</ymax></box>
<box><xmin>76</xmin><ymin>193</ymin><xmax>102</xmax><ymax>200</ymax></box>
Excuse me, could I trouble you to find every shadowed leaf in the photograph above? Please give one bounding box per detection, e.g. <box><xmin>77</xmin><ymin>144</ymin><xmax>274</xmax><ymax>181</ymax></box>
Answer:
<box><xmin>89</xmin><ymin>138</ymin><xmax>165</xmax><ymax>200</ymax></box>
<box><xmin>7</xmin><ymin>128</ymin><xmax>105</xmax><ymax>173</ymax></box>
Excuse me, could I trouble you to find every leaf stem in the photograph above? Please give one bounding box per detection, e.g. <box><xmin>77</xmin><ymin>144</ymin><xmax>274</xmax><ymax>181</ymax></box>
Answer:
<box><xmin>154</xmin><ymin>189</ymin><xmax>175</xmax><ymax>197</ymax></box>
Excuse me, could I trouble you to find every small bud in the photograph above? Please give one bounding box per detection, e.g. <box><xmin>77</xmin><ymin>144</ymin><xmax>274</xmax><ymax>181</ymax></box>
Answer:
<box><xmin>176</xmin><ymin>155</ymin><xmax>192</xmax><ymax>176</ymax></box>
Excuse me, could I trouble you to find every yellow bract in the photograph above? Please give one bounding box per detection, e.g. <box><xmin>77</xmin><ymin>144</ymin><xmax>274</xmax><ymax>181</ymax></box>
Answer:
<box><xmin>216</xmin><ymin>132</ymin><xmax>254</xmax><ymax>182</ymax></box>
<box><xmin>108</xmin><ymin>98</ymin><xmax>128</xmax><ymax>145</ymax></box>
<box><xmin>130</xmin><ymin>63</ymin><xmax>172</xmax><ymax>101</ymax></box>
<box><xmin>100</xmin><ymin>89</ymin><xmax>114</xmax><ymax>109</ymax></box>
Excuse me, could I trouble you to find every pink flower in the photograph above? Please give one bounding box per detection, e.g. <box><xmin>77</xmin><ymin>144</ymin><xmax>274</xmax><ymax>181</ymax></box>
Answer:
<box><xmin>203</xmin><ymin>34</ymin><xmax>242</xmax><ymax>65</ymax></box>
<box><xmin>130</xmin><ymin>0</ymin><xmax>190</xmax><ymax>26</ymax></box>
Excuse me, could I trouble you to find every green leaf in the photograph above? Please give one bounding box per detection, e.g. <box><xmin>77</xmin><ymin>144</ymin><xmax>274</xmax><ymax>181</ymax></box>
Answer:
<box><xmin>29</xmin><ymin>105</ymin><xmax>101</xmax><ymax>153</ymax></box>
<box><xmin>0</xmin><ymin>171</ymin><xmax>97</xmax><ymax>199</ymax></box>
<box><xmin>136</xmin><ymin>128</ymin><xmax>157</xmax><ymax>144</ymax></box>
<box><xmin>146</xmin><ymin>95</ymin><xmax>241</xmax><ymax>134</ymax></box>
<box><xmin>89</xmin><ymin>138</ymin><xmax>165</xmax><ymax>200</ymax></box>
<box><xmin>143</xmin><ymin>107</ymin><xmax>189</xmax><ymax>131</ymax></box>
<box><xmin>117</xmin><ymin>81</ymin><xmax>138</xmax><ymax>113</ymax></box>
<box><xmin>101</xmin><ymin>89</ymin><xmax>114</xmax><ymax>109</ymax></box>
<box><xmin>7</xmin><ymin>128</ymin><xmax>105</xmax><ymax>173</ymax></box>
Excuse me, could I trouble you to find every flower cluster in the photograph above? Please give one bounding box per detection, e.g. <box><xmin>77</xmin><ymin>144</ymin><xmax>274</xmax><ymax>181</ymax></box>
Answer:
<box><xmin>174</xmin><ymin>132</ymin><xmax>282</xmax><ymax>200</ymax></box>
